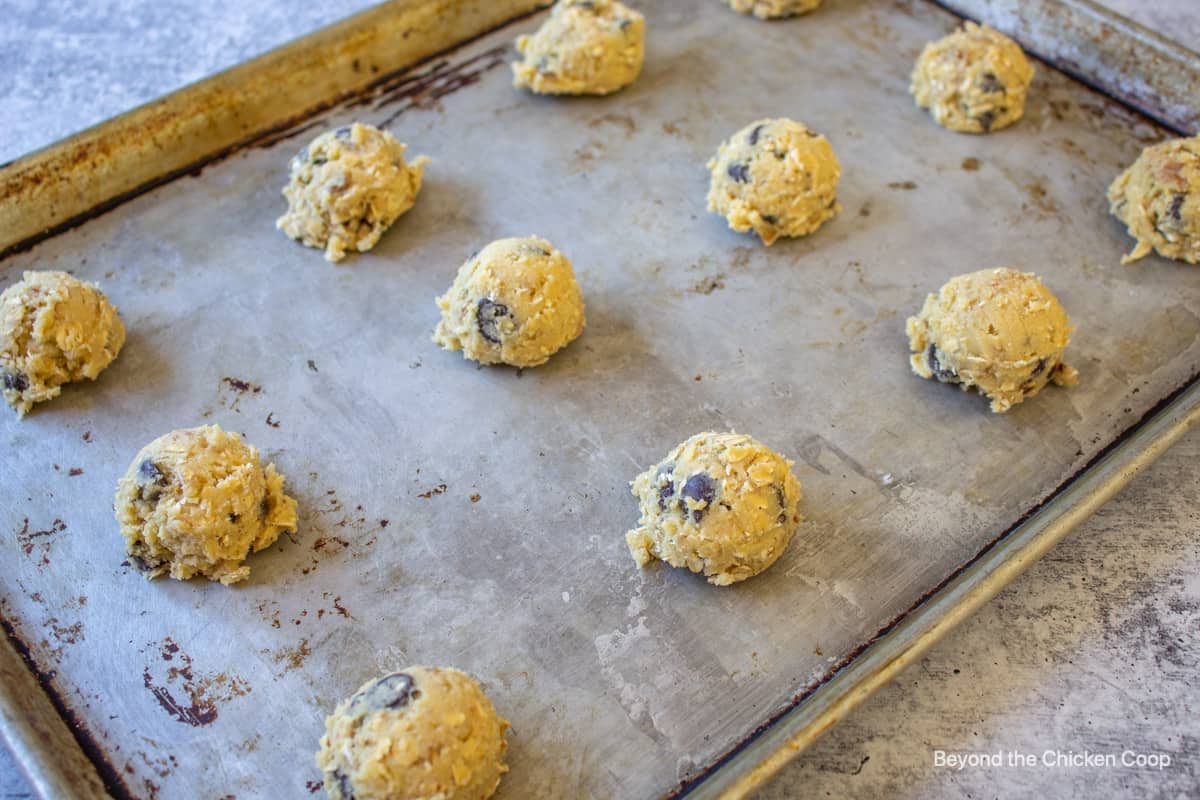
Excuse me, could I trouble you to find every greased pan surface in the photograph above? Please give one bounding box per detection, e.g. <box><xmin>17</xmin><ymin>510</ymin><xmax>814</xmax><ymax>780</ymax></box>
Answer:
<box><xmin>1</xmin><ymin>1</ymin><xmax>1197</xmax><ymax>798</ymax></box>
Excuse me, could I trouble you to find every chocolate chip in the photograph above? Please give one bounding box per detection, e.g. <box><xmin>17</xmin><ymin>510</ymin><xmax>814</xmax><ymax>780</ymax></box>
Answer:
<box><xmin>618</xmin><ymin>17</ymin><xmax>632</xmax><ymax>30</ymax></box>
<box><xmin>1031</xmin><ymin>358</ymin><xmax>1047</xmax><ymax>377</ymax></box>
<box><xmin>260</xmin><ymin>497</ymin><xmax>270</xmax><ymax>518</ymax></box>
<box><xmin>311</xmin><ymin>156</ymin><xmax>328</xmax><ymax>166</ymax></box>
<box><xmin>138</xmin><ymin>460</ymin><xmax>167</xmax><ymax>486</ymax></box>
<box><xmin>761</xmin><ymin>214</ymin><xmax>779</xmax><ymax>225</ymax></box>
<box><xmin>476</xmin><ymin>298</ymin><xmax>512</xmax><ymax>345</ymax></box>
<box><xmin>748</xmin><ymin>124</ymin><xmax>765</xmax><ymax>146</ymax></box>
<box><xmin>774</xmin><ymin>484</ymin><xmax>788</xmax><ymax>523</ymax></box>
<box><xmin>352</xmin><ymin>671</ymin><xmax>415</xmax><ymax>712</ymax></box>
<box><xmin>1</xmin><ymin>370</ymin><xmax>28</xmax><ymax>393</ymax></box>
<box><xmin>977</xmin><ymin>72</ymin><xmax>1005</xmax><ymax>93</ymax></box>
<box><xmin>681</xmin><ymin>473</ymin><xmax>717</xmax><ymax>523</ymax></box>
<box><xmin>333</xmin><ymin>768</ymin><xmax>355</xmax><ymax>800</ymax></box>
<box><xmin>1170</xmin><ymin>193</ymin><xmax>1186</xmax><ymax>221</ymax></box>
<box><xmin>228</xmin><ymin>513</ymin><xmax>240</xmax><ymax>524</ymax></box>
<box><xmin>976</xmin><ymin>111</ymin><xmax>996</xmax><ymax>132</ymax></box>
<box><xmin>927</xmin><ymin>344</ymin><xmax>958</xmax><ymax>383</ymax></box>
<box><xmin>655</xmin><ymin>464</ymin><xmax>675</xmax><ymax>512</ymax></box>
<box><xmin>521</xmin><ymin>242</ymin><xmax>551</xmax><ymax>257</ymax></box>
<box><xmin>727</xmin><ymin>163</ymin><xmax>751</xmax><ymax>184</ymax></box>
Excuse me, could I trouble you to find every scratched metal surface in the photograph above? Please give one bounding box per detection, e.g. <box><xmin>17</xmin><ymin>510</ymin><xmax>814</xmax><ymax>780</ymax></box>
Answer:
<box><xmin>0</xmin><ymin>1</ymin><xmax>1197</xmax><ymax>798</ymax></box>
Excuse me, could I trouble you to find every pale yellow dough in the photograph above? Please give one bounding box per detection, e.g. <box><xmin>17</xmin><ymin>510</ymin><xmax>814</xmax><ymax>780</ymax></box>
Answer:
<box><xmin>0</xmin><ymin>270</ymin><xmax>125</xmax><ymax>417</ymax></box>
<box><xmin>1107</xmin><ymin>135</ymin><xmax>1200</xmax><ymax>264</ymax></box>
<box><xmin>316</xmin><ymin>667</ymin><xmax>508</xmax><ymax>800</ymax></box>
<box><xmin>433</xmin><ymin>236</ymin><xmax>585</xmax><ymax>367</ymax></box>
<box><xmin>706</xmin><ymin>118</ymin><xmax>841</xmax><ymax>245</ymax></box>
<box><xmin>906</xmin><ymin>268</ymin><xmax>1078</xmax><ymax>413</ymax></box>
<box><xmin>910</xmin><ymin>22</ymin><xmax>1035</xmax><ymax>134</ymax></box>
<box><xmin>626</xmin><ymin>432</ymin><xmax>803</xmax><ymax>586</ymax></box>
<box><xmin>725</xmin><ymin>0</ymin><xmax>820</xmax><ymax>19</ymax></box>
<box><xmin>277</xmin><ymin>122</ymin><xmax>428</xmax><ymax>262</ymax></box>
<box><xmin>114</xmin><ymin>425</ymin><xmax>298</xmax><ymax>585</ymax></box>
<box><xmin>512</xmin><ymin>0</ymin><xmax>645</xmax><ymax>96</ymax></box>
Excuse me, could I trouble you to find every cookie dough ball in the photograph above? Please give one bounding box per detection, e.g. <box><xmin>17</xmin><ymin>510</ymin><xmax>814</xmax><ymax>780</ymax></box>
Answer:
<box><xmin>114</xmin><ymin>425</ymin><xmax>298</xmax><ymax>585</ymax></box>
<box><xmin>512</xmin><ymin>0</ymin><xmax>645</xmax><ymax>96</ymax></box>
<box><xmin>1107</xmin><ymin>135</ymin><xmax>1200</xmax><ymax>264</ymax></box>
<box><xmin>316</xmin><ymin>667</ymin><xmax>509</xmax><ymax>800</ymax></box>
<box><xmin>0</xmin><ymin>270</ymin><xmax>125</xmax><ymax>417</ymax></box>
<box><xmin>626</xmin><ymin>432</ymin><xmax>803</xmax><ymax>586</ymax></box>
<box><xmin>910</xmin><ymin>22</ymin><xmax>1035</xmax><ymax>134</ymax></box>
<box><xmin>724</xmin><ymin>0</ymin><xmax>820</xmax><ymax>19</ymax></box>
<box><xmin>277</xmin><ymin>122</ymin><xmax>429</xmax><ymax>262</ymax></box>
<box><xmin>906</xmin><ymin>268</ymin><xmax>1078</xmax><ymax>413</ymax></box>
<box><xmin>706</xmin><ymin>118</ymin><xmax>841</xmax><ymax>245</ymax></box>
<box><xmin>433</xmin><ymin>236</ymin><xmax>585</xmax><ymax>367</ymax></box>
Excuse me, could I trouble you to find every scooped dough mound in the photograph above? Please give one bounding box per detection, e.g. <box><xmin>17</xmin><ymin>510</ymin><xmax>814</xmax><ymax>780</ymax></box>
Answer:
<box><xmin>512</xmin><ymin>0</ymin><xmax>645</xmax><ymax>96</ymax></box>
<box><xmin>626</xmin><ymin>432</ymin><xmax>803</xmax><ymax>586</ymax></box>
<box><xmin>114</xmin><ymin>425</ymin><xmax>298</xmax><ymax>585</ymax></box>
<box><xmin>724</xmin><ymin>0</ymin><xmax>820</xmax><ymax>19</ymax></box>
<box><xmin>277</xmin><ymin>122</ymin><xmax>429</xmax><ymax>262</ymax></box>
<box><xmin>1107</xmin><ymin>135</ymin><xmax>1200</xmax><ymax>264</ymax></box>
<box><xmin>316</xmin><ymin>667</ymin><xmax>509</xmax><ymax>800</ymax></box>
<box><xmin>906</xmin><ymin>268</ymin><xmax>1078</xmax><ymax>413</ymax></box>
<box><xmin>0</xmin><ymin>270</ymin><xmax>125</xmax><ymax>417</ymax></box>
<box><xmin>910</xmin><ymin>22</ymin><xmax>1035</xmax><ymax>134</ymax></box>
<box><xmin>706</xmin><ymin>118</ymin><xmax>841</xmax><ymax>245</ymax></box>
<box><xmin>433</xmin><ymin>236</ymin><xmax>585</xmax><ymax>367</ymax></box>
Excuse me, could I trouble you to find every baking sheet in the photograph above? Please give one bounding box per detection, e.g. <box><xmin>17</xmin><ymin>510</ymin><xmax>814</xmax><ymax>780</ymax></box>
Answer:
<box><xmin>2</xmin><ymin>0</ymin><xmax>1198</xmax><ymax>798</ymax></box>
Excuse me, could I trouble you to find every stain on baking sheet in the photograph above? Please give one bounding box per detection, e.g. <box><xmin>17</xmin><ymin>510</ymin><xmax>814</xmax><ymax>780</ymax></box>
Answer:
<box><xmin>365</xmin><ymin>45</ymin><xmax>510</xmax><ymax>129</ymax></box>
<box><xmin>141</xmin><ymin>638</ymin><xmax>250</xmax><ymax>727</ymax></box>
<box><xmin>15</xmin><ymin>516</ymin><xmax>67</xmax><ymax>566</ymax></box>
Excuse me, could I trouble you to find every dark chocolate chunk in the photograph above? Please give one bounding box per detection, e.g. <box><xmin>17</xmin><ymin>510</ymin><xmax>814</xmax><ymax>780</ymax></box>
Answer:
<box><xmin>927</xmin><ymin>344</ymin><xmax>958</xmax><ymax>383</ymax></box>
<box><xmin>260</xmin><ymin>497</ymin><xmax>270</xmax><ymax>518</ymax></box>
<box><xmin>476</xmin><ymin>298</ymin><xmax>512</xmax><ymax>345</ymax></box>
<box><xmin>352</xmin><ymin>671</ymin><xmax>416</xmax><ymax>712</ymax></box>
<box><xmin>774</xmin><ymin>484</ymin><xmax>789</xmax><ymax>524</ymax></box>
<box><xmin>1</xmin><ymin>369</ymin><xmax>28</xmax><ymax>393</ymax></box>
<box><xmin>311</xmin><ymin>156</ymin><xmax>328</xmax><ymax>167</ymax></box>
<box><xmin>761</xmin><ymin>214</ymin><xmax>779</xmax><ymax>225</ymax></box>
<box><xmin>727</xmin><ymin>163</ymin><xmax>751</xmax><ymax>184</ymax></box>
<box><xmin>681</xmin><ymin>473</ymin><xmax>717</xmax><ymax>523</ymax></box>
<box><xmin>748</xmin><ymin>124</ymin><xmax>765</xmax><ymax>146</ymax></box>
<box><xmin>1031</xmin><ymin>358</ymin><xmax>1047</xmax><ymax>377</ymax></box>
<box><xmin>228</xmin><ymin>513</ymin><xmax>240</xmax><ymax>524</ymax></box>
<box><xmin>1169</xmin><ymin>193</ymin><xmax>1186</xmax><ymax>222</ymax></box>
<box><xmin>333</xmin><ymin>768</ymin><xmax>355</xmax><ymax>800</ymax></box>
<box><xmin>138</xmin><ymin>459</ymin><xmax>167</xmax><ymax>486</ymax></box>
<box><xmin>655</xmin><ymin>464</ymin><xmax>675</xmax><ymax>512</ymax></box>
<box><xmin>977</xmin><ymin>72</ymin><xmax>1005</xmax><ymax>93</ymax></box>
<box><xmin>976</xmin><ymin>110</ymin><xmax>996</xmax><ymax>132</ymax></box>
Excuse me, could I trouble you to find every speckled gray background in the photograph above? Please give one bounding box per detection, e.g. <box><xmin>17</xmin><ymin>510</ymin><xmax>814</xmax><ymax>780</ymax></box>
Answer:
<box><xmin>2</xmin><ymin>2</ymin><xmax>1198</xmax><ymax>799</ymax></box>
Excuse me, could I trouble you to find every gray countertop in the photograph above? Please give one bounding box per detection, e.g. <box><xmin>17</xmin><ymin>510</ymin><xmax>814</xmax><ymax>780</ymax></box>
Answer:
<box><xmin>1</xmin><ymin>2</ymin><xmax>1197</xmax><ymax>799</ymax></box>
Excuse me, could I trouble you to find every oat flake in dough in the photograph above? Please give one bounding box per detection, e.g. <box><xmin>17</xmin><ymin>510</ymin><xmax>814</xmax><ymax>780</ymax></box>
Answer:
<box><xmin>1107</xmin><ymin>135</ymin><xmax>1200</xmax><ymax>264</ymax></box>
<box><xmin>627</xmin><ymin>432</ymin><xmax>803</xmax><ymax>586</ymax></box>
<box><xmin>316</xmin><ymin>667</ymin><xmax>508</xmax><ymax>800</ymax></box>
<box><xmin>277</xmin><ymin>122</ymin><xmax>428</xmax><ymax>262</ymax></box>
<box><xmin>512</xmin><ymin>0</ymin><xmax>645</xmax><ymax>96</ymax></box>
<box><xmin>724</xmin><ymin>0</ymin><xmax>820</xmax><ymax>19</ymax></box>
<box><xmin>706</xmin><ymin>118</ymin><xmax>841</xmax><ymax>245</ymax></box>
<box><xmin>114</xmin><ymin>425</ymin><xmax>298</xmax><ymax>585</ymax></box>
<box><xmin>910</xmin><ymin>22</ymin><xmax>1035</xmax><ymax>134</ymax></box>
<box><xmin>0</xmin><ymin>270</ymin><xmax>125</xmax><ymax>417</ymax></box>
<box><xmin>906</xmin><ymin>268</ymin><xmax>1078</xmax><ymax>413</ymax></box>
<box><xmin>433</xmin><ymin>236</ymin><xmax>585</xmax><ymax>367</ymax></box>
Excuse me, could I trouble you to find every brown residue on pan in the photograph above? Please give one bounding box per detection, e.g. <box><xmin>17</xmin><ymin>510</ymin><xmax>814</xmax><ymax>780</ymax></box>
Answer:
<box><xmin>271</xmin><ymin>638</ymin><xmax>312</xmax><ymax>674</ymax></box>
<box><xmin>417</xmin><ymin>483</ymin><xmax>448</xmax><ymax>499</ymax></box>
<box><xmin>16</xmin><ymin>517</ymin><xmax>67</xmax><ymax>566</ymax></box>
<box><xmin>367</xmin><ymin>45</ymin><xmax>510</xmax><ymax>129</ymax></box>
<box><xmin>961</xmin><ymin>157</ymin><xmax>981</xmax><ymax>171</ymax></box>
<box><xmin>141</xmin><ymin>638</ymin><xmax>250</xmax><ymax>727</ymax></box>
<box><xmin>887</xmin><ymin>180</ymin><xmax>918</xmax><ymax>190</ymax></box>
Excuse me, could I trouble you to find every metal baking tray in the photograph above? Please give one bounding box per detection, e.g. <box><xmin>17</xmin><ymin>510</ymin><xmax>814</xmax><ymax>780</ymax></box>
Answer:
<box><xmin>3</xmin><ymin>0</ymin><xmax>1199</xmax><ymax>798</ymax></box>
